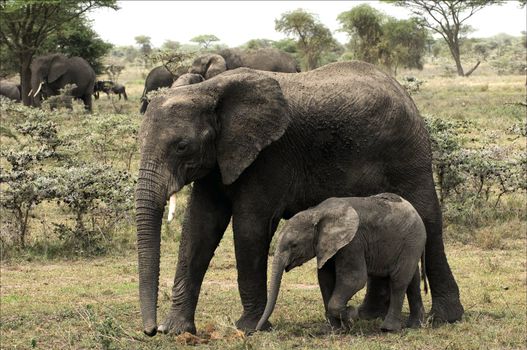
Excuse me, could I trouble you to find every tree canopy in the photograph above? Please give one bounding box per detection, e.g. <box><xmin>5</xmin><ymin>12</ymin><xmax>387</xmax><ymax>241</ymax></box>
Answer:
<box><xmin>275</xmin><ymin>9</ymin><xmax>337</xmax><ymax>70</ymax></box>
<box><xmin>338</xmin><ymin>4</ymin><xmax>428</xmax><ymax>75</ymax></box>
<box><xmin>190</xmin><ymin>34</ymin><xmax>220</xmax><ymax>50</ymax></box>
<box><xmin>390</xmin><ymin>0</ymin><xmax>504</xmax><ymax>76</ymax></box>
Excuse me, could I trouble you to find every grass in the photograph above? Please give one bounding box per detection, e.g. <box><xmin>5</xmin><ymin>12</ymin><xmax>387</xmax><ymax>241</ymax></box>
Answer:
<box><xmin>1</xmin><ymin>63</ymin><xmax>526</xmax><ymax>349</ymax></box>
<box><xmin>1</xmin><ymin>229</ymin><xmax>526</xmax><ymax>349</ymax></box>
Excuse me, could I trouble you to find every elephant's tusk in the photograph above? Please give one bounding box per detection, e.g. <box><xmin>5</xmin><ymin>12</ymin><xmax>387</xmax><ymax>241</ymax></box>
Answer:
<box><xmin>27</xmin><ymin>89</ymin><xmax>33</xmax><ymax>97</ymax></box>
<box><xmin>167</xmin><ymin>194</ymin><xmax>176</xmax><ymax>222</ymax></box>
<box><xmin>34</xmin><ymin>82</ymin><xmax>43</xmax><ymax>96</ymax></box>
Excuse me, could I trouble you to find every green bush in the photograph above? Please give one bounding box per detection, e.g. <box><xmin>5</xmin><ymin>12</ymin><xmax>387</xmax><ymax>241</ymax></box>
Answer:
<box><xmin>0</xmin><ymin>99</ymin><xmax>138</xmax><ymax>258</ymax></box>
<box><xmin>424</xmin><ymin>115</ymin><xmax>526</xmax><ymax>229</ymax></box>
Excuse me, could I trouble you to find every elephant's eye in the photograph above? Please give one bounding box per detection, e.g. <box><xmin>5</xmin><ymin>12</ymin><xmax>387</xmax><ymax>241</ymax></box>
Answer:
<box><xmin>175</xmin><ymin>141</ymin><xmax>189</xmax><ymax>154</ymax></box>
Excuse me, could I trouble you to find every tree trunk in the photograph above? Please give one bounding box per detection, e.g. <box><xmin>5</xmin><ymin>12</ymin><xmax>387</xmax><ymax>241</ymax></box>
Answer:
<box><xmin>464</xmin><ymin>61</ymin><xmax>481</xmax><ymax>77</ymax></box>
<box><xmin>20</xmin><ymin>52</ymin><xmax>33</xmax><ymax>106</ymax></box>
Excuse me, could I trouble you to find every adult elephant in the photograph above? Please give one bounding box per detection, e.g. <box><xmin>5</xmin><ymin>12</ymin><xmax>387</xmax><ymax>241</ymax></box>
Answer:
<box><xmin>139</xmin><ymin>66</ymin><xmax>179</xmax><ymax>114</ymax></box>
<box><xmin>0</xmin><ymin>80</ymin><xmax>21</xmax><ymax>102</ymax></box>
<box><xmin>30</xmin><ymin>54</ymin><xmax>95</xmax><ymax>112</ymax></box>
<box><xmin>136</xmin><ymin>61</ymin><xmax>463</xmax><ymax>336</ymax></box>
<box><xmin>189</xmin><ymin>47</ymin><xmax>299</xmax><ymax>79</ymax></box>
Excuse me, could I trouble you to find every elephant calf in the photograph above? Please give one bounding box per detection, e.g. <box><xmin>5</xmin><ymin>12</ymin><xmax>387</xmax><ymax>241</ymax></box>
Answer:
<box><xmin>256</xmin><ymin>193</ymin><xmax>427</xmax><ymax>332</ymax></box>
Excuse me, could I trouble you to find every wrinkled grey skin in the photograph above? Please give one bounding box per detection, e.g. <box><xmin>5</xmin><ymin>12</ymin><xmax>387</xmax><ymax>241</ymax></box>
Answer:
<box><xmin>189</xmin><ymin>48</ymin><xmax>299</xmax><ymax>79</ymax></box>
<box><xmin>136</xmin><ymin>61</ymin><xmax>463</xmax><ymax>337</ymax></box>
<box><xmin>30</xmin><ymin>54</ymin><xmax>95</xmax><ymax>112</ymax></box>
<box><xmin>0</xmin><ymin>80</ymin><xmax>21</xmax><ymax>102</ymax></box>
<box><xmin>256</xmin><ymin>194</ymin><xmax>427</xmax><ymax>332</ymax></box>
<box><xmin>140</xmin><ymin>66</ymin><xmax>180</xmax><ymax>114</ymax></box>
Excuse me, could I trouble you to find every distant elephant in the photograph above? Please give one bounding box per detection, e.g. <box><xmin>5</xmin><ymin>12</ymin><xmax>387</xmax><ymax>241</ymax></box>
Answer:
<box><xmin>30</xmin><ymin>54</ymin><xmax>96</xmax><ymax>112</ymax></box>
<box><xmin>139</xmin><ymin>66</ymin><xmax>179</xmax><ymax>114</ymax></box>
<box><xmin>0</xmin><ymin>80</ymin><xmax>21</xmax><ymax>102</ymax></box>
<box><xmin>189</xmin><ymin>47</ymin><xmax>299</xmax><ymax>80</ymax></box>
<box><xmin>136</xmin><ymin>61</ymin><xmax>463</xmax><ymax>337</ymax></box>
<box><xmin>256</xmin><ymin>194</ymin><xmax>427</xmax><ymax>333</ymax></box>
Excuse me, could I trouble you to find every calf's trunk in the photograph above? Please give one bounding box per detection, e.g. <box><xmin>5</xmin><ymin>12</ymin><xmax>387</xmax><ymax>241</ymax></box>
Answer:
<box><xmin>256</xmin><ymin>253</ymin><xmax>288</xmax><ymax>331</ymax></box>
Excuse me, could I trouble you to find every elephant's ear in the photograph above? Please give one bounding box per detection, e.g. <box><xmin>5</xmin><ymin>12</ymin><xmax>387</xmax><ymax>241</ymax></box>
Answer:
<box><xmin>204</xmin><ymin>54</ymin><xmax>227</xmax><ymax>79</ymax></box>
<box><xmin>213</xmin><ymin>72</ymin><xmax>290</xmax><ymax>185</ymax></box>
<box><xmin>315</xmin><ymin>204</ymin><xmax>360</xmax><ymax>269</ymax></box>
<box><xmin>48</xmin><ymin>56</ymin><xmax>68</xmax><ymax>83</ymax></box>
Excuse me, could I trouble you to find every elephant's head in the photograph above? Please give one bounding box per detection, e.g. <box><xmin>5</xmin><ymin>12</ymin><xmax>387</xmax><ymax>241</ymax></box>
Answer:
<box><xmin>188</xmin><ymin>54</ymin><xmax>227</xmax><ymax>79</ymax></box>
<box><xmin>136</xmin><ymin>70</ymin><xmax>290</xmax><ymax>335</ymax></box>
<box><xmin>30</xmin><ymin>54</ymin><xmax>68</xmax><ymax>105</ymax></box>
<box><xmin>256</xmin><ymin>199</ymin><xmax>360</xmax><ymax>330</ymax></box>
<box><xmin>171</xmin><ymin>73</ymin><xmax>204</xmax><ymax>88</ymax></box>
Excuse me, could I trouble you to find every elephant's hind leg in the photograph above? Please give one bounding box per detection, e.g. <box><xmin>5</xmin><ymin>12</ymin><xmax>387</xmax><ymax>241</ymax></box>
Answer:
<box><xmin>406</xmin><ymin>268</ymin><xmax>425</xmax><ymax>328</ymax></box>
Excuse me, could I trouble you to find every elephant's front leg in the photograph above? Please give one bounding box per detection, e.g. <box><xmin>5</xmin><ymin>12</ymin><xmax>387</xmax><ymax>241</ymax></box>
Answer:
<box><xmin>232</xmin><ymin>211</ymin><xmax>277</xmax><ymax>332</ymax></box>
<box><xmin>158</xmin><ymin>179</ymin><xmax>231</xmax><ymax>335</ymax></box>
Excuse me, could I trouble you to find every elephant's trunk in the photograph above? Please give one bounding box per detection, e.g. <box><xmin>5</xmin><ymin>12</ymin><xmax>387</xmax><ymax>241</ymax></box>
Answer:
<box><xmin>256</xmin><ymin>252</ymin><xmax>288</xmax><ymax>331</ymax></box>
<box><xmin>135</xmin><ymin>160</ymin><xmax>169</xmax><ymax>336</ymax></box>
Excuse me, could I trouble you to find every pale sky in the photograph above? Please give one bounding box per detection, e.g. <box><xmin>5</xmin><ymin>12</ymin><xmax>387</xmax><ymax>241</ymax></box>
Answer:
<box><xmin>88</xmin><ymin>1</ymin><xmax>527</xmax><ymax>48</ymax></box>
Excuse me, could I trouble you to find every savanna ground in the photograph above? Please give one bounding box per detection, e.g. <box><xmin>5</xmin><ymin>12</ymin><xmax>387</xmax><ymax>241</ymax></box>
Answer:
<box><xmin>1</xmin><ymin>63</ymin><xmax>526</xmax><ymax>349</ymax></box>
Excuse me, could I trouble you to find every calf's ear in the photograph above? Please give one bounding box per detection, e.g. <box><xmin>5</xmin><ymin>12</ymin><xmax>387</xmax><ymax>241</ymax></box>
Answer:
<box><xmin>314</xmin><ymin>204</ymin><xmax>360</xmax><ymax>269</ymax></box>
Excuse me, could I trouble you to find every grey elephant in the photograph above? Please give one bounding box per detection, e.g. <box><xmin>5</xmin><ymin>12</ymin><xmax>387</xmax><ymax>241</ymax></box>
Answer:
<box><xmin>30</xmin><ymin>54</ymin><xmax>96</xmax><ymax>112</ymax></box>
<box><xmin>0</xmin><ymin>80</ymin><xmax>21</xmax><ymax>102</ymax></box>
<box><xmin>256</xmin><ymin>194</ymin><xmax>427</xmax><ymax>333</ymax></box>
<box><xmin>139</xmin><ymin>66</ymin><xmax>181</xmax><ymax>114</ymax></box>
<box><xmin>136</xmin><ymin>61</ymin><xmax>463</xmax><ymax>337</ymax></box>
<box><xmin>189</xmin><ymin>47</ymin><xmax>299</xmax><ymax>80</ymax></box>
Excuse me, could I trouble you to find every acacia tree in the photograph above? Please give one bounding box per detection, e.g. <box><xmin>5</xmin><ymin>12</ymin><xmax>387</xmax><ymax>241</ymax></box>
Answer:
<box><xmin>0</xmin><ymin>0</ymin><xmax>118</xmax><ymax>106</ymax></box>
<box><xmin>190</xmin><ymin>34</ymin><xmax>220</xmax><ymax>50</ymax></box>
<box><xmin>391</xmin><ymin>0</ymin><xmax>504</xmax><ymax>77</ymax></box>
<box><xmin>275</xmin><ymin>9</ymin><xmax>336</xmax><ymax>70</ymax></box>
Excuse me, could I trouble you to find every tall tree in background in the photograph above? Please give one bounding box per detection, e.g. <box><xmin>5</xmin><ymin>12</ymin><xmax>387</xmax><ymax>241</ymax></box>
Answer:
<box><xmin>275</xmin><ymin>9</ymin><xmax>336</xmax><ymax>70</ymax></box>
<box><xmin>134</xmin><ymin>35</ymin><xmax>152</xmax><ymax>68</ymax></box>
<box><xmin>337</xmin><ymin>4</ymin><xmax>385</xmax><ymax>63</ymax></box>
<box><xmin>0</xmin><ymin>0</ymin><xmax>118</xmax><ymax>106</ymax></box>
<box><xmin>338</xmin><ymin>4</ymin><xmax>427</xmax><ymax>75</ymax></box>
<box><xmin>190</xmin><ymin>34</ymin><xmax>220</xmax><ymax>50</ymax></box>
<box><xmin>379</xmin><ymin>18</ymin><xmax>428</xmax><ymax>75</ymax></box>
<box><xmin>390</xmin><ymin>0</ymin><xmax>504</xmax><ymax>77</ymax></box>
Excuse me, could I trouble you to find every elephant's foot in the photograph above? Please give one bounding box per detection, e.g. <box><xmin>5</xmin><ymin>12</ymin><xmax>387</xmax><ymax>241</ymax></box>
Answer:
<box><xmin>406</xmin><ymin>307</ymin><xmax>425</xmax><ymax>328</ymax></box>
<box><xmin>158</xmin><ymin>312</ymin><xmax>196</xmax><ymax>335</ymax></box>
<box><xmin>380</xmin><ymin>315</ymin><xmax>402</xmax><ymax>332</ymax></box>
<box><xmin>358</xmin><ymin>301</ymin><xmax>389</xmax><ymax>320</ymax></box>
<box><xmin>236</xmin><ymin>313</ymin><xmax>272</xmax><ymax>333</ymax></box>
<box><xmin>430</xmin><ymin>295</ymin><xmax>464</xmax><ymax>324</ymax></box>
<box><xmin>327</xmin><ymin>306</ymin><xmax>358</xmax><ymax>330</ymax></box>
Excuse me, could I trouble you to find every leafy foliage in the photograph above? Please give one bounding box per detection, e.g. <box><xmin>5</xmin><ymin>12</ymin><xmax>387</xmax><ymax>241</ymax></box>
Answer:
<box><xmin>0</xmin><ymin>99</ymin><xmax>137</xmax><ymax>256</ymax></box>
<box><xmin>190</xmin><ymin>34</ymin><xmax>220</xmax><ymax>50</ymax></box>
<box><xmin>275</xmin><ymin>9</ymin><xmax>337</xmax><ymax>70</ymax></box>
<box><xmin>391</xmin><ymin>0</ymin><xmax>504</xmax><ymax>76</ymax></box>
<box><xmin>424</xmin><ymin>115</ymin><xmax>525</xmax><ymax>226</ymax></box>
<box><xmin>338</xmin><ymin>4</ymin><xmax>427</xmax><ymax>75</ymax></box>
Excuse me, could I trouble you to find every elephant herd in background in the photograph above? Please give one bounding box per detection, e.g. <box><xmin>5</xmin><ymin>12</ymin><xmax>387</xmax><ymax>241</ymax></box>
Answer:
<box><xmin>139</xmin><ymin>47</ymin><xmax>299</xmax><ymax>113</ymax></box>
<box><xmin>1</xmin><ymin>47</ymin><xmax>298</xmax><ymax>115</ymax></box>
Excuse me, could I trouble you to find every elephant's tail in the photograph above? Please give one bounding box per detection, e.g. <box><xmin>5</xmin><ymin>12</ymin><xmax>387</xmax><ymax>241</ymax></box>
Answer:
<box><xmin>421</xmin><ymin>249</ymin><xmax>428</xmax><ymax>295</ymax></box>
